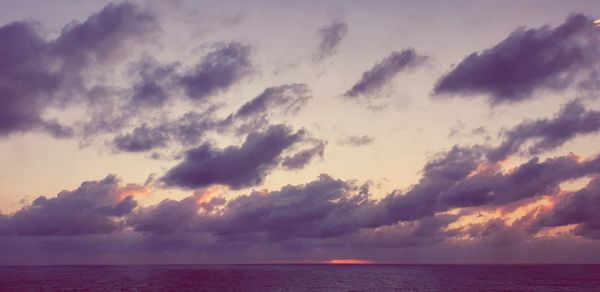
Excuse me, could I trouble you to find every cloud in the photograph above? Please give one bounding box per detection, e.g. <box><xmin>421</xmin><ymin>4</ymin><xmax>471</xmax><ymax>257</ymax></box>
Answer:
<box><xmin>170</xmin><ymin>111</ymin><xmax>220</xmax><ymax>145</ymax></box>
<box><xmin>463</xmin><ymin>217</ymin><xmax>532</xmax><ymax>248</ymax></box>
<box><xmin>112</xmin><ymin>83</ymin><xmax>313</xmax><ymax>154</ymax></box>
<box><xmin>435</xmin><ymin>154</ymin><xmax>600</xmax><ymax>208</ymax></box>
<box><xmin>0</xmin><ymin>21</ymin><xmax>69</xmax><ymax>137</ymax></box>
<box><xmin>380</xmin><ymin>147</ymin><xmax>600</xmax><ymax>223</ymax></box>
<box><xmin>127</xmin><ymin>174</ymin><xmax>383</xmax><ymax>240</ymax></box>
<box><xmin>111</xmin><ymin>109</ymin><xmax>219</xmax><ymax>153</ymax></box>
<box><xmin>127</xmin><ymin>57</ymin><xmax>178</xmax><ymax>109</ymax></box>
<box><xmin>147</xmin><ymin>148</ymin><xmax>600</xmax><ymax>240</ymax></box>
<box><xmin>0</xmin><ymin>2</ymin><xmax>252</xmax><ymax>143</ymax></box>
<box><xmin>233</xmin><ymin>84</ymin><xmax>311</xmax><ymax>120</ymax></box>
<box><xmin>78</xmin><ymin>40</ymin><xmax>254</xmax><ymax>144</ymax></box>
<box><xmin>0</xmin><ymin>1</ymin><xmax>158</xmax><ymax>137</ymax></box>
<box><xmin>434</xmin><ymin>14</ymin><xmax>599</xmax><ymax>104</ymax></box>
<box><xmin>127</xmin><ymin>197</ymin><xmax>200</xmax><ymax>235</ymax></box>
<box><xmin>314</xmin><ymin>21</ymin><xmax>348</xmax><ymax>61</ymax></box>
<box><xmin>113</xmin><ymin>123</ymin><xmax>170</xmax><ymax>152</ymax></box>
<box><xmin>180</xmin><ymin>42</ymin><xmax>253</xmax><ymax>101</ymax></box>
<box><xmin>224</xmin><ymin>84</ymin><xmax>312</xmax><ymax>132</ymax></box>
<box><xmin>52</xmin><ymin>2</ymin><xmax>158</xmax><ymax>68</ymax></box>
<box><xmin>115</xmin><ymin>174</ymin><xmax>452</xmax><ymax>249</ymax></box>
<box><xmin>380</xmin><ymin>146</ymin><xmax>485</xmax><ymax>222</ymax></box>
<box><xmin>4</xmin><ymin>162</ymin><xmax>600</xmax><ymax>263</ymax></box>
<box><xmin>126</xmin><ymin>186</ymin><xmax>227</xmax><ymax>236</ymax></box>
<box><xmin>344</xmin><ymin>48</ymin><xmax>427</xmax><ymax>99</ymax></box>
<box><xmin>0</xmin><ymin>175</ymin><xmax>138</xmax><ymax>236</ymax></box>
<box><xmin>339</xmin><ymin>135</ymin><xmax>374</xmax><ymax>146</ymax></box>
<box><xmin>162</xmin><ymin>124</ymin><xmax>304</xmax><ymax>189</ymax></box>
<box><xmin>488</xmin><ymin>100</ymin><xmax>600</xmax><ymax>161</ymax></box>
<box><xmin>204</xmin><ymin>174</ymin><xmax>381</xmax><ymax>239</ymax></box>
<box><xmin>0</xmin><ymin>173</ymin><xmax>454</xmax><ymax>261</ymax></box>
<box><xmin>533</xmin><ymin>177</ymin><xmax>600</xmax><ymax>239</ymax></box>
<box><xmin>281</xmin><ymin>139</ymin><xmax>326</xmax><ymax>170</ymax></box>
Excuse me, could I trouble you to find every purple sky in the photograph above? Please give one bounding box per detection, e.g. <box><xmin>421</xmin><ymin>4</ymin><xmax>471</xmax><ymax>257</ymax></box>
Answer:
<box><xmin>0</xmin><ymin>0</ymin><xmax>600</xmax><ymax>264</ymax></box>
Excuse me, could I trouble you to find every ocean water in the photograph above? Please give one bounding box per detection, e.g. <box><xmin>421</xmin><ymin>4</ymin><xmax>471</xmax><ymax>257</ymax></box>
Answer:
<box><xmin>1</xmin><ymin>264</ymin><xmax>599</xmax><ymax>291</ymax></box>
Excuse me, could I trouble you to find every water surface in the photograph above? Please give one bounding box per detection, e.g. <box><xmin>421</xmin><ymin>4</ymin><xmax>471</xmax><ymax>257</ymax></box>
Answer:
<box><xmin>1</xmin><ymin>264</ymin><xmax>599</xmax><ymax>291</ymax></box>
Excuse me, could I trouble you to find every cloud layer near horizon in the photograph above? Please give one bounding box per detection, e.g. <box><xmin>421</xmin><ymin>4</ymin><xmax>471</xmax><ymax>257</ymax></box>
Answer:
<box><xmin>3</xmin><ymin>146</ymin><xmax>600</xmax><ymax>263</ymax></box>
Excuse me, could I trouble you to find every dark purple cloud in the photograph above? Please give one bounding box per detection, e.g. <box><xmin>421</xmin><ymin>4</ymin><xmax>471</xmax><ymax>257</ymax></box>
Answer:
<box><xmin>234</xmin><ymin>84</ymin><xmax>311</xmax><ymax>120</ymax></box>
<box><xmin>52</xmin><ymin>2</ymin><xmax>158</xmax><ymax>68</ymax></box>
<box><xmin>533</xmin><ymin>177</ymin><xmax>600</xmax><ymax>239</ymax></box>
<box><xmin>77</xmin><ymin>35</ymin><xmax>254</xmax><ymax>145</ymax></box>
<box><xmin>125</xmin><ymin>192</ymin><xmax>226</xmax><ymax>236</ymax></box>
<box><xmin>205</xmin><ymin>174</ymin><xmax>380</xmax><ymax>239</ymax></box>
<box><xmin>127</xmin><ymin>174</ymin><xmax>384</xmax><ymax>240</ymax></box>
<box><xmin>162</xmin><ymin>124</ymin><xmax>304</xmax><ymax>189</ymax></box>
<box><xmin>344</xmin><ymin>48</ymin><xmax>427</xmax><ymax>98</ymax></box>
<box><xmin>171</xmin><ymin>111</ymin><xmax>220</xmax><ymax>146</ymax></box>
<box><xmin>488</xmin><ymin>100</ymin><xmax>600</xmax><ymax>161</ymax></box>
<box><xmin>113</xmin><ymin>123</ymin><xmax>170</xmax><ymax>152</ymax></box>
<box><xmin>463</xmin><ymin>217</ymin><xmax>533</xmax><ymax>248</ymax></box>
<box><xmin>4</xmin><ymin>158</ymin><xmax>600</xmax><ymax>263</ymax></box>
<box><xmin>113</xmin><ymin>85</ymin><xmax>316</xmax><ymax>155</ymax></box>
<box><xmin>0</xmin><ymin>2</ymin><xmax>157</xmax><ymax>138</ymax></box>
<box><xmin>147</xmin><ymin>146</ymin><xmax>468</xmax><ymax>239</ymax></box>
<box><xmin>579</xmin><ymin>71</ymin><xmax>600</xmax><ymax>97</ymax></box>
<box><xmin>127</xmin><ymin>57</ymin><xmax>178</xmax><ymax>109</ymax></box>
<box><xmin>112</xmin><ymin>109</ymin><xmax>219</xmax><ymax>153</ymax></box>
<box><xmin>314</xmin><ymin>21</ymin><xmax>348</xmax><ymax>61</ymax></box>
<box><xmin>281</xmin><ymin>139</ymin><xmax>326</xmax><ymax>170</ymax></box>
<box><xmin>434</xmin><ymin>14</ymin><xmax>598</xmax><ymax>104</ymax></box>
<box><xmin>379</xmin><ymin>146</ymin><xmax>485</xmax><ymax>222</ymax></box>
<box><xmin>222</xmin><ymin>83</ymin><xmax>312</xmax><ymax>133</ymax></box>
<box><xmin>78</xmin><ymin>85</ymin><xmax>132</xmax><ymax>137</ymax></box>
<box><xmin>0</xmin><ymin>21</ymin><xmax>69</xmax><ymax>137</ymax></box>
<box><xmin>127</xmin><ymin>197</ymin><xmax>200</xmax><ymax>235</ymax></box>
<box><xmin>180</xmin><ymin>42</ymin><xmax>253</xmax><ymax>101</ymax></box>
<box><xmin>436</xmin><ymin>154</ymin><xmax>600</xmax><ymax>208</ymax></box>
<box><xmin>380</xmin><ymin>147</ymin><xmax>600</xmax><ymax>223</ymax></box>
<box><xmin>141</xmin><ymin>148</ymin><xmax>600</xmax><ymax>241</ymax></box>
<box><xmin>112</xmin><ymin>83</ymin><xmax>312</xmax><ymax>153</ymax></box>
<box><xmin>39</xmin><ymin>119</ymin><xmax>75</xmax><ymax>138</ymax></box>
<box><xmin>131</xmin><ymin>79</ymin><xmax>169</xmax><ymax>109</ymax></box>
<box><xmin>0</xmin><ymin>175</ymin><xmax>137</xmax><ymax>236</ymax></box>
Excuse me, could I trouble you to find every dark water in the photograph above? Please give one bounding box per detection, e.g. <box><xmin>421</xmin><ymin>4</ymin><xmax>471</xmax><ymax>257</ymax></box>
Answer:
<box><xmin>1</xmin><ymin>264</ymin><xmax>599</xmax><ymax>291</ymax></box>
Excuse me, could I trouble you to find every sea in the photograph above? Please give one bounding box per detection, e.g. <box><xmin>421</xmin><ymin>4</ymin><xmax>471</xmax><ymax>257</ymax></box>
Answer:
<box><xmin>1</xmin><ymin>264</ymin><xmax>599</xmax><ymax>291</ymax></box>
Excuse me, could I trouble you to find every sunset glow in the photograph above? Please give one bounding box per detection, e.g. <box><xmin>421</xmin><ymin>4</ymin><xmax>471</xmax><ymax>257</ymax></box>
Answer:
<box><xmin>325</xmin><ymin>259</ymin><xmax>375</xmax><ymax>264</ymax></box>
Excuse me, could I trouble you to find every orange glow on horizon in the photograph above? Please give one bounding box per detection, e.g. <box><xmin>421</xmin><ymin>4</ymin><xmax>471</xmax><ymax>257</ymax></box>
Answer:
<box><xmin>324</xmin><ymin>259</ymin><xmax>375</xmax><ymax>264</ymax></box>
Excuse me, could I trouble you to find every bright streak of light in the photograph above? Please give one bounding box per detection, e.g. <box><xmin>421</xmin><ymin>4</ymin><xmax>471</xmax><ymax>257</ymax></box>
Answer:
<box><xmin>325</xmin><ymin>259</ymin><xmax>374</xmax><ymax>264</ymax></box>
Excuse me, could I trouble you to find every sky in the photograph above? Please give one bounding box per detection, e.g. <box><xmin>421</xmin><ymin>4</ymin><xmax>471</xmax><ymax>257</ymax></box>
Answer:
<box><xmin>0</xmin><ymin>0</ymin><xmax>600</xmax><ymax>264</ymax></box>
